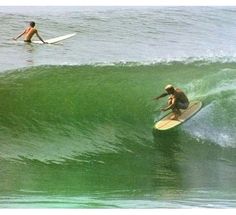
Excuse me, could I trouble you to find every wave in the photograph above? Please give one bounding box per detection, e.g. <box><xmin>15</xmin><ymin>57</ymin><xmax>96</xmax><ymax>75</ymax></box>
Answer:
<box><xmin>0</xmin><ymin>60</ymin><xmax>235</xmax><ymax>163</ymax></box>
<box><xmin>44</xmin><ymin>56</ymin><xmax>236</xmax><ymax>67</ymax></box>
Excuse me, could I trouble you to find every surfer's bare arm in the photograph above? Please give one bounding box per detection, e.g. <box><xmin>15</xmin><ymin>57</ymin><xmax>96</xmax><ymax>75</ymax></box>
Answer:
<box><xmin>154</xmin><ymin>92</ymin><xmax>168</xmax><ymax>100</ymax></box>
<box><xmin>161</xmin><ymin>97</ymin><xmax>176</xmax><ymax>111</ymax></box>
<box><xmin>36</xmin><ymin>32</ymin><xmax>47</xmax><ymax>44</ymax></box>
<box><xmin>13</xmin><ymin>30</ymin><xmax>26</xmax><ymax>40</ymax></box>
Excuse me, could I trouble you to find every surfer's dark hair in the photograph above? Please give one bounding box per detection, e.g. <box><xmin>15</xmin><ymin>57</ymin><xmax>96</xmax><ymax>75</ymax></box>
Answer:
<box><xmin>30</xmin><ymin>21</ymin><xmax>35</xmax><ymax>27</ymax></box>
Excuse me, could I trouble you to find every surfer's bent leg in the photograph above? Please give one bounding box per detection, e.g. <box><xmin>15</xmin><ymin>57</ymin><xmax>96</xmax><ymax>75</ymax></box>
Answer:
<box><xmin>167</xmin><ymin>98</ymin><xmax>180</xmax><ymax>120</ymax></box>
<box><xmin>167</xmin><ymin>97</ymin><xmax>172</xmax><ymax>106</ymax></box>
<box><xmin>170</xmin><ymin>101</ymin><xmax>189</xmax><ymax>120</ymax></box>
<box><xmin>170</xmin><ymin>101</ymin><xmax>187</xmax><ymax>120</ymax></box>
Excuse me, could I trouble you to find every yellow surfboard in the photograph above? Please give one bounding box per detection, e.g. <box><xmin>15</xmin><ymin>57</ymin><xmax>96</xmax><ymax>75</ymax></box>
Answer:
<box><xmin>154</xmin><ymin>100</ymin><xmax>202</xmax><ymax>131</ymax></box>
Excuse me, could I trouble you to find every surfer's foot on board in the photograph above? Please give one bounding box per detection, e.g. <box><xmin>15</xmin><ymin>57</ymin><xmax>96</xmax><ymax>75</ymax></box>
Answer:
<box><xmin>170</xmin><ymin>110</ymin><xmax>181</xmax><ymax>120</ymax></box>
<box><xmin>170</xmin><ymin>115</ymin><xmax>179</xmax><ymax>120</ymax></box>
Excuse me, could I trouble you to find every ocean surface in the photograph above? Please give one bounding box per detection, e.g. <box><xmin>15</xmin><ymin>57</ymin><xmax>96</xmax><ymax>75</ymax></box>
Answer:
<box><xmin>0</xmin><ymin>6</ymin><xmax>236</xmax><ymax>208</ymax></box>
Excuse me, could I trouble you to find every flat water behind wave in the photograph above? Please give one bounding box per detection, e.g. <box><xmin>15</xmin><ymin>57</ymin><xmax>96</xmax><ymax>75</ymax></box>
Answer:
<box><xmin>1</xmin><ymin>6</ymin><xmax>236</xmax><ymax>71</ymax></box>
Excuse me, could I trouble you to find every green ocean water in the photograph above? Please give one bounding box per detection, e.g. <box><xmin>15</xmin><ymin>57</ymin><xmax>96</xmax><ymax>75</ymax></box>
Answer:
<box><xmin>0</xmin><ymin>62</ymin><xmax>235</xmax><ymax>208</ymax></box>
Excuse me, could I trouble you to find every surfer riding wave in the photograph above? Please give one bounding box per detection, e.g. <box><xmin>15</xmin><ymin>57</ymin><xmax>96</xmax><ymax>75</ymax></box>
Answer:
<box><xmin>154</xmin><ymin>84</ymin><xmax>189</xmax><ymax>120</ymax></box>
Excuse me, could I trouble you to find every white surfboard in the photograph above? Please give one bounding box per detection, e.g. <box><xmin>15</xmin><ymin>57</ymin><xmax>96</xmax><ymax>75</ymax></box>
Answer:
<box><xmin>32</xmin><ymin>33</ymin><xmax>76</xmax><ymax>44</ymax></box>
<box><xmin>154</xmin><ymin>100</ymin><xmax>202</xmax><ymax>131</ymax></box>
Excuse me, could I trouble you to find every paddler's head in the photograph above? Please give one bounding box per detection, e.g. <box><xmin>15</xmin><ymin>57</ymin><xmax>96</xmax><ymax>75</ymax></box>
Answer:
<box><xmin>30</xmin><ymin>21</ymin><xmax>35</xmax><ymax>27</ymax></box>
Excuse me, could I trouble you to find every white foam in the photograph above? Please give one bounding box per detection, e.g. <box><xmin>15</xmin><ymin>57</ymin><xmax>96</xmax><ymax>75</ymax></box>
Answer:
<box><xmin>183</xmin><ymin>102</ymin><xmax>236</xmax><ymax>148</ymax></box>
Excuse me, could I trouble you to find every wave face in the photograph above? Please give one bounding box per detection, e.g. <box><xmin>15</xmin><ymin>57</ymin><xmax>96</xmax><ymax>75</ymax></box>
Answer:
<box><xmin>0</xmin><ymin>61</ymin><xmax>236</xmax><ymax>208</ymax></box>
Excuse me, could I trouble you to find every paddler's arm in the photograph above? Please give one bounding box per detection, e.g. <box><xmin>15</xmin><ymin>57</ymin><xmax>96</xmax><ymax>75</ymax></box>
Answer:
<box><xmin>36</xmin><ymin>32</ymin><xmax>48</xmax><ymax>44</ymax></box>
<box><xmin>13</xmin><ymin>30</ymin><xmax>26</xmax><ymax>40</ymax></box>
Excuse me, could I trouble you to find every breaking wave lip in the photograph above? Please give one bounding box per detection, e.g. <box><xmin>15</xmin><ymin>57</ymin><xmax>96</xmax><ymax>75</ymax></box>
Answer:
<box><xmin>2</xmin><ymin>55</ymin><xmax>236</xmax><ymax>73</ymax></box>
<box><xmin>59</xmin><ymin>55</ymin><xmax>236</xmax><ymax>67</ymax></box>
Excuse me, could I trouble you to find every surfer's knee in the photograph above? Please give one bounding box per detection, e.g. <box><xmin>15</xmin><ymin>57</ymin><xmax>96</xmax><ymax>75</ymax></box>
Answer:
<box><xmin>168</xmin><ymin>98</ymin><xmax>173</xmax><ymax>105</ymax></box>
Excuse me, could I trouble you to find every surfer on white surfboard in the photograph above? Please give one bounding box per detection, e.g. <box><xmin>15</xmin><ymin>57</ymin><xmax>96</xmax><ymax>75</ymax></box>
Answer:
<box><xmin>13</xmin><ymin>21</ymin><xmax>47</xmax><ymax>44</ymax></box>
<box><xmin>154</xmin><ymin>84</ymin><xmax>189</xmax><ymax>120</ymax></box>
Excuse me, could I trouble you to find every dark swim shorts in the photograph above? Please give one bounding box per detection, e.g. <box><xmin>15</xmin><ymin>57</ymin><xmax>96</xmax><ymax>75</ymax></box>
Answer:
<box><xmin>176</xmin><ymin>101</ymin><xmax>189</xmax><ymax>109</ymax></box>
